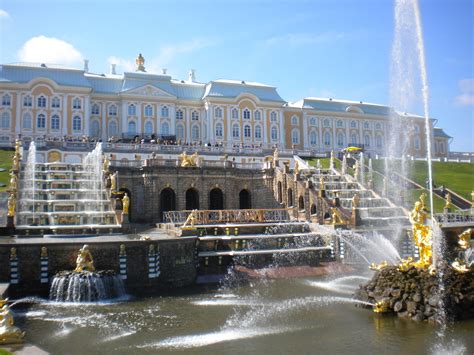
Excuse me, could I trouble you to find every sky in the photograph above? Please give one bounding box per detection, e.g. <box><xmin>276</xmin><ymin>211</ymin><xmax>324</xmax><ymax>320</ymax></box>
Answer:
<box><xmin>0</xmin><ymin>0</ymin><xmax>472</xmax><ymax>151</ymax></box>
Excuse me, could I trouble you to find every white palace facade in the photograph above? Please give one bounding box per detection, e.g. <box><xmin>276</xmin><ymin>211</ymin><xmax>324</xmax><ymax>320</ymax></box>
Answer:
<box><xmin>0</xmin><ymin>57</ymin><xmax>451</xmax><ymax>157</ymax></box>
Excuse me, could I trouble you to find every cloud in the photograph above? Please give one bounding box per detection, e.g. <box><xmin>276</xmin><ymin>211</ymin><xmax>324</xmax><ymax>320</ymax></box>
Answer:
<box><xmin>264</xmin><ymin>32</ymin><xmax>347</xmax><ymax>47</ymax></box>
<box><xmin>454</xmin><ymin>79</ymin><xmax>474</xmax><ymax>106</ymax></box>
<box><xmin>18</xmin><ymin>35</ymin><xmax>83</xmax><ymax>66</ymax></box>
<box><xmin>0</xmin><ymin>9</ymin><xmax>9</xmax><ymax>19</ymax></box>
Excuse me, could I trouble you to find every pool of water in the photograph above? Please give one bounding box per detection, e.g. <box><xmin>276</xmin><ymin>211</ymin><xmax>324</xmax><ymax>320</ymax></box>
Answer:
<box><xmin>17</xmin><ymin>272</ymin><xmax>474</xmax><ymax>354</ymax></box>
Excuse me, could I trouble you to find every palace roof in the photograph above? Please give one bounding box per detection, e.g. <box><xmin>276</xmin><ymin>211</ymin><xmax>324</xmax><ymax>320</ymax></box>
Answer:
<box><xmin>433</xmin><ymin>128</ymin><xmax>452</xmax><ymax>139</ymax></box>
<box><xmin>203</xmin><ymin>80</ymin><xmax>285</xmax><ymax>103</ymax></box>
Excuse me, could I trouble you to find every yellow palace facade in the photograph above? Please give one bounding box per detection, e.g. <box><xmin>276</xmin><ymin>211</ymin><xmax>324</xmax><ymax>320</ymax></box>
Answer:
<box><xmin>0</xmin><ymin>57</ymin><xmax>451</xmax><ymax>157</ymax></box>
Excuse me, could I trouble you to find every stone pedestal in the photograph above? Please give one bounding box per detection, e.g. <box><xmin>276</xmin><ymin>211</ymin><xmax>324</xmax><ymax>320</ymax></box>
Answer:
<box><xmin>122</xmin><ymin>213</ymin><xmax>130</xmax><ymax>233</ymax></box>
<box><xmin>7</xmin><ymin>216</ymin><xmax>14</xmax><ymax>229</ymax></box>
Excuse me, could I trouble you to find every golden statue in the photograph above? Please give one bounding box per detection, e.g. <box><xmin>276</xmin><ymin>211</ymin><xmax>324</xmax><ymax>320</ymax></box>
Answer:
<box><xmin>398</xmin><ymin>257</ymin><xmax>415</xmax><ymax>272</ymax></box>
<box><xmin>319</xmin><ymin>176</ymin><xmax>325</xmax><ymax>190</ymax></box>
<box><xmin>369</xmin><ymin>260</ymin><xmax>388</xmax><ymax>270</ymax></box>
<box><xmin>12</xmin><ymin>154</ymin><xmax>20</xmax><ymax>172</ymax></box>
<box><xmin>110</xmin><ymin>171</ymin><xmax>117</xmax><ymax>191</ymax></box>
<box><xmin>451</xmin><ymin>228</ymin><xmax>472</xmax><ymax>273</ymax></box>
<box><xmin>273</xmin><ymin>148</ymin><xmax>279</xmax><ymax>168</ymax></box>
<box><xmin>0</xmin><ymin>298</ymin><xmax>25</xmax><ymax>344</ymax></box>
<box><xmin>9</xmin><ymin>171</ymin><xmax>17</xmax><ymax>192</ymax></box>
<box><xmin>179</xmin><ymin>151</ymin><xmax>197</xmax><ymax>167</ymax></box>
<box><xmin>182</xmin><ymin>209</ymin><xmax>197</xmax><ymax>228</ymax></box>
<box><xmin>444</xmin><ymin>193</ymin><xmax>452</xmax><ymax>209</ymax></box>
<box><xmin>373</xmin><ymin>300</ymin><xmax>389</xmax><ymax>313</ymax></box>
<box><xmin>331</xmin><ymin>208</ymin><xmax>345</xmax><ymax>225</ymax></box>
<box><xmin>136</xmin><ymin>53</ymin><xmax>146</xmax><ymax>72</ymax></box>
<box><xmin>352</xmin><ymin>193</ymin><xmax>360</xmax><ymax>209</ymax></box>
<box><xmin>409</xmin><ymin>194</ymin><xmax>433</xmax><ymax>268</ymax></box>
<box><xmin>294</xmin><ymin>160</ymin><xmax>300</xmax><ymax>175</ymax></box>
<box><xmin>458</xmin><ymin>228</ymin><xmax>472</xmax><ymax>250</ymax></box>
<box><xmin>103</xmin><ymin>155</ymin><xmax>110</xmax><ymax>173</ymax></box>
<box><xmin>74</xmin><ymin>245</ymin><xmax>95</xmax><ymax>273</ymax></box>
<box><xmin>122</xmin><ymin>193</ymin><xmax>130</xmax><ymax>214</ymax></box>
<box><xmin>7</xmin><ymin>193</ymin><xmax>16</xmax><ymax>217</ymax></box>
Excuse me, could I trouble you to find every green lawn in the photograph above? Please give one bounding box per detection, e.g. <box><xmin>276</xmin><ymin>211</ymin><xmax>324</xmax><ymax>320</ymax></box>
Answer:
<box><xmin>305</xmin><ymin>157</ymin><xmax>342</xmax><ymax>170</ymax></box>
<box><xmin>0</xmin><ymin>149</ymin><xmax>14</xmax><ymax>192</ymax></box>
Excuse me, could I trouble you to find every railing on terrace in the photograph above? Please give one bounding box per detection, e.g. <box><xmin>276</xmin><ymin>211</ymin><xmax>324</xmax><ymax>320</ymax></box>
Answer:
<box><xmin>110</xmin><ymin>159</ymin><xmax>265</xmax><ymax>170</ymax></box>
<box><xmin>434</xmin><ymin>210</ymin><xmax>474</xmax><ymax>226</ymax></box>
<box><xmin>163</xmin><ymin>208</ymin><xmax>292</xmax><ymax>225</ymax></box>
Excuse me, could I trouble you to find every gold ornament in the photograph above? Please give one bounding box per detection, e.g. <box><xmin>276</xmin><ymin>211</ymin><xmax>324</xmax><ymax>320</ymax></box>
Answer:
<box><xmin>409</xmin><ymin>194</ymin><xmax>433</xmax><ymax>268</ymax></box>
<box><xmin>74</xmin><ymin>245</ymin><xmax>95</xmax><ymax>272</ymax></box>
<box><xmin>122</xmin><ymin>193</ymin><xmax>130</xmax><ymax>215</ymax></box>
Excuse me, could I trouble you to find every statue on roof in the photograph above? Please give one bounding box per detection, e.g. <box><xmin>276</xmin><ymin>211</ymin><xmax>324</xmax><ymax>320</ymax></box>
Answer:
<box><xmin>136</xmin><ymin>53</ymin><xmax>146</xmax><ymax>72</ymax></box>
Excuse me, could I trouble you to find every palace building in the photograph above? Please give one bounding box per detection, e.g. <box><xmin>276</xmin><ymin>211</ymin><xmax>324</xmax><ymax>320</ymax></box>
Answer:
<box><xmin>0</xmin><ymin>55</ymin><xmax>451</xmax><ymax>157</ymax></box>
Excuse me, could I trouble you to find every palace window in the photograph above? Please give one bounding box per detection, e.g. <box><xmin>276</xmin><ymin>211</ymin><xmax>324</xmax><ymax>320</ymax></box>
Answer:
<box><xmin>376</xmin><ymin>135</ymin><xmax>383</xmax><ymax>148</ymax></box>
<box><xmin>324</xmin><ymin>132</ymin><xmax>331</xmax><ymax>146</ymax></box>
<box><xmin>414</xmin><ymin>136</ymin><xmax>420</xmax><ymax>150</ymax></box>
<box><xmin>73</xmin><ymin>116</ymin><xmax>82</xmax><ymax>131</ymax></box>
<box><xmin>375</xmin><ymin>122</ymin><xmax>382</xmax><ymax>130</ymax></box>
<box><xmin>271</xmin><ymin>126</ymin><xmax>278</xmax><ymax>141</ymax></box>
<box><xmin>310</xmin><ymin>131</ymin><xmax>317</xmax><ymax>145</ymax></box>
<box><xmin>309</xmin><ymin>117</ymin><xmax>317</xmax><ymax>126</ymax></box>
<box><xmin>350</xmin><ymin>120</ymin><xmax>357</xmax><ymax>128</ymax></box>
<box><xmin>52</xmin><ymin>97</ymin><xmax>61</xmax><ymax>109</ymax></box>
<box><xmin>192</xmin><ymin>125</ymin><xmax>200</xmax><ymax>140</ymax></box>
<box><xmin>23</xmin><ymin>96</ymin><xmax>32</xmax><ymax>107</ymax></box>
<box><xmin>51</xmin><ymin>114</ymin><xmax>60</xmax><ymax>130</ymax></box>
<box><xmin>414</xmin><ymin>124</ymin><xmax>420</xmax><ymax>133</ymax></box>
<box><xmin>128</xmin><ymin>104</ymin><xmax>136</xmax><ymax>116</ymax></box>
<box><xmin>108</xmin><ymin>121</ymin><xmax>118</xmax><ymax>136</ymax></box>
<box><xmin>439</xmin><ymin>142</ymin><xmax>445</xmax><ymax>153</ymax></box>
<box><xmin>145</xmin><ymin>121</ymin><xmax>153</xmax><ymax>134</ymax></box>
<box><xmin>215</xmin><ymin>107</ymin><xmax>223</xmax><ymax>118</ymax></box>
<box><xmin>1</xmin><ymin>94</ymin><xmax>11</xmax><ymax>106</ymax></box>
<box><xmin>176</xmin><ymin>124</ymin><xmax>184</xmax><ymax>140</ymax></box>
<box><xmin>128</xmin><ymin>121</ymin><xmax>136</xmax><ymax>134</ymax></box>
<box><xmin>336</xmin><ymin>120</ymin><xmax>344</xmax><ymax>128</ymax></box>
<box><xmin>255</xmin><ymin>125</ymin><xmax>262</xmax><ymax>139</ymax></box>
<box><xmin>232</xmin><ymin>124</ymin><xmax>240</xmax><ymax>138</ymax></box>
<box><xmin>231</xmin><ymin>108</ymin><xmax>239</xmax><ymax>119</ymax></box>
<box><xmin>244</xmin><ymin>124</ymin><xmax>251</xmax><ymax>138</ymax></box>
<box><xmin>161</xmin><ymin>105</ymin><xmax>169</xmax><ymax>117</ymax></box>
<box><xmin>323</xmin><ymin>119</ymin><xmax>330</xmax><ymax>127</ymax></box>
<box><xmin>109</xmin><ymin>104</ymin><xmax>117</xmax><ymax>116</ymax></box>
<box><xmin>37</xmin><ymin>114</ymin><xmax>46</xmax><ymax>129</ymax></box>
<box><xmin>270</xmin><ymin>111</ymin><xmax>277</xmax><ymax>122</ymax></box>
<box><xmin>351</xmin><ymin>134</ymin><xmax>358</xmax><ymax>145</ymax></box>
<box><xmin>91</xmin><ymin>120</ymin><xmax>100</xmax><ymax>137</ymax></box>
<box><xmin>23</xmin><ymin>113</ymin><xmax>32</xmax><ymax>129</ymax></box>
<box><xmin>243</xmin><ymin>108</ymin><xmax>250</xmax><ymax>120</ymax></box>
<box><xmin>291</xmin><ymin>116</ymin><xmax>299</xmax><ymax>126</ymax></box>
<box><xmin>72</xmin><ymin>98</ymin><xmax>81</xmax><ymax>110</ymax></box>
<box><xmin>176</xmin><ymin>109</ymin><xmax>184</xmax><ymax>120</ymax></box>
<box><xmin>145</xmin><ymin>105</ymin><xmax>153</xmax><ymax>117</ymax></box>
<box><xmin>291</xmin><ymin>129</ymin><xmax>299</xmax><ymax>145</ymax></box>
<box><xmin>0</xmin><ymin>112</ymin><xmax>10</xmax><ymax>129</ymax></box>
<box><xmin>254</xmin><ymin>110</ymin><xmax>261</xmax><ymax>120</ymax></box>
<box><xmin>364</xmin><ymin>134</ymin><xmax>371</xmax><ymax>147</ymax></box>
<box><xmin>161</xmin><ymin>122</ymin><xmax>170</xmax><ymax>135</ymax></box>
<box><xmin>363</xmin><ymin>121</ymin><xmax>370</xmax><ymax>129</ymax></box>
<box><xmin>91</xmin><ymin>103</ymin><xmax>100</xmax><ymax>115</ymax></box>
<box><xmin>337</xmin><ymin>133</ymin><xmax>345</xmax><ymax>147</ymax></box>
<box><xmin>215</xmin><ymin>123</ymin><xmax>223</xmax><ymax>138</ymax></box>
<box><xmin>191</xmin><ymin>110</ymin><xmax>199</xmax><ymax>120</ymax></box>
<box><xmin>38</xmin><ymin>96</ymin><xmax>46</xmax><ymax>108</ymax></box>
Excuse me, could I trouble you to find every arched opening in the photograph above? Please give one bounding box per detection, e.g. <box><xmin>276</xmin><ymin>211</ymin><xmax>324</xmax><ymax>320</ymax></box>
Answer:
<box><xmin>287</xmin><ymin>188</ymin><xmax>293</xmax><ymax>207</ymax></box>
<box><xmin>310</xmin><ymin>204</ymin><xmax>317</xmax><ymax>215</ymax></box>
<box><xmin>277</xmin><ymin>181</ymin><xmax>283</xmax><ymax>203</ymax></box>
<box><xmin>209</xmin><ymin>188</ymin><xmax>224</xmax><ymax>210</ymax></box>
<box><xmin>186</xmin><ymin>188</ymin><xmax>200</xmax><ymax>210</ymax></box>
<box><xmin>298</xmin><ymin>196</ymin><xmax>305</xmax><ymax>210</ymax></box>
<box><xmin>119</xmin><ymin>188</ymin><xmax>132</xmax><ymax>222</ymax></box>
<box><xmin>239</xmin><ymin>189</ymin><xmax>251</xmax><ymax>209</ymax></box>
<box><xmin>160</xmin><ymin>188</ymin><xmax>176</xmax><ymax>221</ymax></box>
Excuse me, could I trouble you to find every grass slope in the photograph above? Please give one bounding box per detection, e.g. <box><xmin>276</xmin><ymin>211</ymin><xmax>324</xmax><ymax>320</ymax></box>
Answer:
<box><xmin>0</xmin><ymin>149</ymin><xmax>14</xmax><ymax>192</ymax></box>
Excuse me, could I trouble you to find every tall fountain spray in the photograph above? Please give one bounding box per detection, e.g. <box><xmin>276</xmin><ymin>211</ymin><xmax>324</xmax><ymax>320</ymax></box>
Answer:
<box><xmin>20</xmin><ymin>142</ymin><xmax>37</xmax><ymax>225</ymax></box>
<box><xmin>82</xmin><ymin>143</ymin><xmax>104</xmax><ymax>217</ymax></box>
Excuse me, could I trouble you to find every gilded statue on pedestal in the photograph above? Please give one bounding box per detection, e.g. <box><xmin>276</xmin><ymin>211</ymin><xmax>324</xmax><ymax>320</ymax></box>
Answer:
<box><xmin>273</xmin><ymin>148</ymin><xmax>279</xmax><ymax>168</ymax></box>
<box><xmin>179</xmin><ymin>151</ymin><xmax>197</xmax><ymax>167</ymax></box>
<box><xmin>444</xmin><ymin>193</ymin><xmax>452</xmax><ymax>209</ymax></box>
<box><xmin>122</xmin><ymin>193</ymin><xmax>130</xmax><ymax>214</ymax></box>
<box><xmin>352</xmin><ymin>193</ymin><xmax>360</xmax><ymax>209</ymax></box>
<box><xmin>7</xmin><ymin>193</ymin><xmax>16</xmax><ymax>217</ymax></box>
<box><xmin>74</xmin><ymin>245</ymin><xmax>95</xmax><ymax>272</ymax></box>
<box><xmin>331</xmin><ymin>208</ymin><xmax>345</xmax><ymax>225</ymax></box>
<box><xmin>294</xmin><ymin>161</ymin><xmax>300</xmax><ymax>175</ymax></box>
<box><xmin>408</xmin><ymin>193</ymin><xmax>433</xmax><ymax>268</ymax></box>
<box><xmin>451</xmin><ymin>228</ymin><xmax>472</xmax><ymax>273</ymax></box>
<box><xmin>136</xmin><ymin>53</ymin><xmax>146</xmax><ymax>72</ymax></box>
<box><xmin>110</xmin><ymin>171</ymin><xmax>117</xmax><ymax>191</ymax></box>
<box><xmin>319</xmin><ymin>176</ymin><xmax>325</xmax><ymax>190</ymax></box>
<box><xmin>0</xmin><ymin>298</ymin><xmax>25</xmax><ymax>344</ymax></box>
<box><xmin>9</xmin><ymin>171</ymin><xmax>17</xmax><ymax>192</ymax></box>
<box><xmin>103</xmin><ymin>155</ymin><xmax>110</xmax><ymax>173</ymax></box>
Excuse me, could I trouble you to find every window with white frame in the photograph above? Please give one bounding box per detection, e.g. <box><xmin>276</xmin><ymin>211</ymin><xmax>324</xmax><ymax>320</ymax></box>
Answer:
<box><xmin>51</xmin><ymin>114</ymin><xmax>60</xmax><ymax>131</ymax></box>
<box><xmin>91</xmin><ymin>120</ymin><xmax>100</xmax><ymax>137</ymax></box>
<box><xmin>364</xmin><ymin>134</ymin><xmax>371</xmax><ymax>147</ymax></box>
<box><xmin>145</xmin><ymin>121</ymin><xmax>153</xmax><ymax>134</ymax></box>
<box><xmin>176</xmin><ymin>124</ymin><xmax>184</xmax><ymax>140</ymax></box>
<box><xmin>215</xmin><ymin>123</ymin><xmax>223</xmax><ymax>138</ymax></box>
<box><xmin>0</xmin><ymin>112</ymin><xmax>10</xmax><ymax>128</ymax></box>
<box><xmin>255</xmin><ymin>125</ymin><xmax>262</xmax><ymax>139</ymax></box>
<box><xmin>215</xmin><ymin>107</ymin><xmax>223</xmax><ymax>118</ymax></box>
<box><xmin>231</xmin><ymin>108</ymin><xmax>239</xmax><ymax>119</ymax></box>
<box><xmin>291</xmin><ymin>116</ymin><xmax>299</xmax><ymax>126</ymax></box>
<box><xmin>73</xmin><ymin>98</ymin><xmax>81</xmax><ymax>110</ymax></box>
<box><xmin>414</xmin><ymin>124</ymin><xmax>420</xmax><ymax>133</ymax></box>
<box><xmin>323</xmin><ymin>119</ymin><xmax>330</xmax><ymax>127</ymax></box>
<box><xmin>243</xmin><ymin>108</ymin><xmax>250</xmax><ymax>120</ymax></box>
<box><xmin>108</xmin><ymin>121</ymin><xmax>118</xmax><ymax>136</ymax></box>
<box><xmin>109</xmin><ymin>104</ymin><xmax>117</xmax><ymax>116</ymax></box>
<box><xmin>145</xmin><ymin>105</ymin><xmax>153</xmax><ymax>117</ymax></box>
<box><xmin>291</xmin><ymin>129</ymin><xmax>299</xmax><ymax>144</ymax></box>
<box><xmin>244</xmin><ymin>124</ymin><xmax>251</xmax><ymax>138</ymax></box>
<box><xmin>192</xmin><ymin>125</ymin><xmax>200</xmax><ymax>140</ymax></box>
<box><xmin>324</xmin><ymin>132</ymin><xmax>331</xmax><ymax>145</ymax></box>
<box><xmin>128</xmin><ymin>121</ymin><xmax>136</xmax><ymax>134</ymax></box>
<box><xmin>350</xmin><ymin>120</ymin><xmax>357</xmax><ymax>128</ymax></box>
<box><xmin>440</xmin><ymin>142</ymin><xmax>445</xmax><ymax>153</ymax></box>
<box><xmin>23</xmin><ymin>96</ymin><xmax>32</xmax><ymax>107</ymax></box>
<box><xmin>310</xmin><ymin>131</ymin><xmax>317</xmax><ymax>145</ymax></box>
<box><xmin>176</xmin><ymin>109</ymin><xmax>184</xmax><ymax>120</ymax></box>
<box><xmin>351</xmin><ymin>134</ymin><xmax>358</xmax><ymax>145</ymax></box>
<box><xmin>310</xmin><ymin>117</ymin><xmax>317</xmax><ymax>126</ymax></box>
<box><xmin>161</xmin><ymin>106</ymin><xmax>169</xmax><ymax>117</ymax></box>
<box><xmin>375</xmin><ymin>122</ymin><xmax>382</xmax><ymax>130</ymax></box>
<box><xmin>23</xmin><ymin>113</ymin><xmax>32</xmax><ymax>129</ymax></box>
<box><xmin>91</xmin><ymin>103</ymin><xmax>100</xmax><ymax>115</ymax></box>
<box><xmin>376</xmin><ymin>135</ymin><xmax>383</xmax><ymax>148</ymax></box>
<box><xmin>271</xmin><ymin>126</ymin><xmax>278</xmax><ymax>141</ymax></box>
<box><xmin>336</xmin><ymin>120</ymin><xmax>344</xmax><ymax>128</ymax></box>
<box><xmin>363</xmin><ymin>121</ymin><xmax>370</xmax><ymax>129</ymax></box>
<box><xmin>191</xmin><ymin>110</ymin><xmax>199</xmax><ymax>120</ymax></box>
<box><xmin>52</xmin><ymin>97</ymin><xmax>61</xmax><ymax>109</ymax></box>
<box><xmin>38</xmin><ymin>96</ymin><xmax>46</xmax><ymax>108</ymax></box>
<box><xmin>128</xmin><ymin>104</ymin><xmax>136</xmax><ymax>116</ymax></box>
<box><xmin>254</xmin><ymin>110</ymin><xmax>261</xmax><ymax>120</ymax></box>
<box><xmin>37</xmin><ymin>113</ymin><xmax>46</xmax><ymax>129</ymax></box>
<box><xmin>270</xmin><ymin>111</ymin><xmax>277</xmax><ymax>122</ymax></box>
<box><xmin>1</xmin><ymin>94</ymin><xmax>11</xmax><ymax>106</ymax></box>
<box><xmin>232</xmin><ymin>124</ymin><xmax>240</xmax><ymax>139</ymax></box>
<box><xmin>73</xmin><ymin>116</ymin><xmax>82</xmax><ymax>131</ymax></box>
<box><xmin>161</xmin><ymin>122</ymin><xmax>170</xmax><ymax>135</ymax></box>
<box><xmin>337</xmin><ymin>133</ymin><xmax>345</xmax><ymax>147</ymax></box>
<box><xmin>414</xmin><ymin>136</ymin><xmax>420</xmax><ymax>150</ymax></box>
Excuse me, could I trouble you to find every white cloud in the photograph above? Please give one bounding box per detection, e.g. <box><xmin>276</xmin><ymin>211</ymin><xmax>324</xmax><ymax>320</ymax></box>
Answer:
<box><xmin>264</xmin><ymin>32</ymin><xmax>347</xmax><ymax>47</ymax></box>
<box><xmin>454</xmin><ymin>79</ymin><xmax>474</xmax><ymax>106</ymax></box>
<box><xmin>18</xmin><ymin>36</ymin><xmax>83</xmax><ymax>66</ymax></box>
<box><xmin>0</xmin><ymin>9</ymin><xmax>9</xmax><ymax>19</ymax></box>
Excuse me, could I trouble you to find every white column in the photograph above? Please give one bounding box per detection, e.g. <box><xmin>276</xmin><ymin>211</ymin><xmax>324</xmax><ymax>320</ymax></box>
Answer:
<box><xmin>84</xmin><ymin>96</ymin><xmax>90</xmax><ymax>136</ymax></box>
<box><xmin>302</xmin><ymin>112</ymin><xmax>308</xmax><ymax>149</ymax></box>
<box><xmin>170</xmin><ymin>105</ymin><xmax>176</xmax><ymax>135</ymax></box>
<box><xmin>185</xmin><ymin>108</ymin><xmax>191</xmax><ymax>142</ymax></box>
<box><xmin>345</xmin><ymin>120</ymin><xmax>350</xmax><ymax>147</ymax></box>
<box><xmin>207</xmin><ymin>104</ymin><xmax>213</xmax><ymax>143</ymax></box>
<box><xmin>318</xmin><ymin>118</ymin><xmax>323</xmax><ymax>152</ymax></box>
<box><xmin>122</xmin><ymin>102</ymin><xmax>128</xmax><ymax>137</ymax></box>
<box><xmin>279</xmin><ymin>110</ymin><xmax>285</xmax><ymax>147</ymax></box>
<box><xmin>263</xmin><ymin>109</ymin><xmax>268</xmax><ymax>146</ymax></box>
<box><xmin>332</xmin><ymin>119</ymin><xmax>336</xmax><ymax>151</ymax></box>
<box><xmin>226</xmin><ymin>107</ymin><xmax>232</xmax><ymax>144</ymax></box>
<box><xmin>359</xmin><ymin>121</ymin><xmax>363</xmax><ymax>148</ymax></box>
<box><xmin>137</xmin><ymin>103</ymin><xmax>142</xmax><ymax>134</ymax></box>
<box><xmin>15</xmin><ymin>93</ymin><xmax>21</xmax><ymax>136</ymax></box>
<box><xmin>101</xmin><ymin>102</ymin><xmax>107</xmax><ymax>141</ymax></box>
<box><xmin>62</xmin><ymin>95</ymin><xmax>68</xmax><ymax>135</ymax></box>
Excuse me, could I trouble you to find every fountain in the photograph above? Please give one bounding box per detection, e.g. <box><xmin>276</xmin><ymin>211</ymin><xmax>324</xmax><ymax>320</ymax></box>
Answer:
<box><xmin>49</xmin><ymin>244</ymin><xmax>126</xmax><ymax>302</ymax></box>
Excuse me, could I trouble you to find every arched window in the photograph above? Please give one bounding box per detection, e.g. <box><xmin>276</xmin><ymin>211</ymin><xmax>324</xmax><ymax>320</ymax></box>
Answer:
<box><xmin>215</xmin><ymin>123</ymin><xmax>223</xmax><ymax>138</ymax></box>
<box><xmin>287</xmin><ymin>188</ymin><xmax>293</xmax><ymax>207</ymax></box>
<box><xmin>176</xmin><ymin>124</ymin><xmax>184</xmax><ymax>139</ymax></box>
<box><xmin>363</xmin><ymin>121</ymin><xmax>370</xmax><ymax>129</ymax></box>
<box><xmin>191</xmin><ymin>125</ymin><xmax>200</xmax><ymax>140</ymax></box>
<box><xmin>161</xmin><ymin>122</ymin><xmax>170</xmax><ymax>135</ymax></box>
<box><xmin>323</xmin><ymin>119</ymin><xmax>330</xmax><ymax>127</ymax></box>
<box><xmin>191</xmin><ymin>110</ymin><xmax>199</xmax><ymax>120</ymax></box>
<box><xmin>298</xmin><ymin>196</ymin><xmax>304</xmax><ymax>210</ymax></box>
<box><xmin>310</xmin><ymin>131</ymin><xmax>317</xmax><ymax>145</ymax></box>
<box><xmin>324</xmin><ymin>132</ymin><xmax>331</xmax><ymax>146</ymax></box>
<box><xmin>414</xmin><ymin>124</ymin><xmax>420</xmax><ymax>133</ymax></box>
<box><xmin>52</xmin><ymin>97</ymin><xmax>61</xmax><ymax>108</ymax></box>
<box><xmin>310</xmin><ymin>117</ymin><xmax>317</xmax><ymax>126</ymax></box>
<box><xmin>232</xmin><ymin>124</ymin><xmax>240</xmax><ymax>138</ymax></box>
<box><xmin>128</xmin><ymin>104</ymin><xmax>136</xmax><ymax>116</ymax></box>
<box><xmin>108</xmin><ymin>121</ymin><xmax>118</xmax><ymax>136</ymax></box>
<box><xmin>145</xmin><ymin>121</ymin><xmax>153</xmax><ymax>134</ymax></box>
<box><xmin>255</xmin><ymin>125</ymin><xmax>262</xmax><ymax>139</ymax></box>
<box><xmin>91</xmin><ymin>103</ymin><xmax>100</xmax><ymax>115</ymax></box>
<box><xmin>23</xmin><ymin>95</ymin><xmax>32</xmax><ymax>107</ymax></box>
<box><xmin>375</xmin><ymin>122</ymin><xmax>382</xmax><ymax>130</ymax></box>
<box><xmin>1</xmin><ymin>94</ymin><xmax>10</xmax><ymax>106</ymax></box>
<box><xmin>108</xmin><ymin>104</ymin><xmax>117</xmax><ymax>116</ymax></box>
<box><xmin>0</xmin><ymin>112</ymin><xmax>10</xmax><ymax>129</ymax></box>
<box><xmin>350</xmin><ymin>120</ymin><xmax>357</xmax><ymax>128</ymax></box>
<box><xmin>364</xmin><ymin>134</ymin><xmax>371</xmax><ymax>147</ymax></box>
<box><xmin>291</xmin><ymin>129</ymin><xmax>299</xmax><ymax>144</ymax></box>
<box><xmin>37</xmin><ymin>114</ymin><xmax>46</xmax><ymax>129</ymax></box>
<box><xmin>254</xmin><ymin>110</ymin><xmax>261</xmax><ymax>120</ymax></box>
<box><xmin>73</xmin><ymin>116</ymin><xmax>82</xmax><ymax>131</ymax></box>
<box><xmin>336</xmin><ymin>120</ymin><xmax>344</xmax><ymax>128</ymax></box>
<box><xmin>23</xmin><ymin>113</ymin><xmax>32</xmax><ymax>129</ymax></box>
<box><xmin>244</xmin><ymin>124</ymin><xmax>251</xmax><ymax>138</ymax></box>
<box><xmin>176</xmin><ymin>109</ymin><xmax>184</xmax><ymax>120</ymax></box>
<box><xmin>215</xmin><ymin>107</ymin><xmax>223</xmax><ymax>118</ymax></box>
<box><xmin>51</xmin><ymin>114</ymin><xmax>60</xmax><ymax>131</ymax></box>
<box><xmin>145</xmin><ymin>105</ymin><xmax>153</xmax><ymax>117</ymax></box>
<box><xmin>271</xmin><ymin>126</ymin><xmax>278</xmax><ymax>141</ymax></box>
<box><xmin>161</xmin><ymin>105</ymin><xmax>169</xmax><ymax>117</ymax></box>
<box><xmin>270</xmin><ymin>111</ymin><xmax>277</xmax><ymax>122</ymax></box>
<box><xmin>72</xmin><ymin>98</ymin><xmax>81</xmax><ymax>109</ymax></box>
<box><xmin>291</xmin><ymin>116</ymin><xmax>299</xmax><ymax>125</ymax></box>
<box><xmin>243</xmin><ymin>108</ymin><xmax>250</xmax><ymax>119</ymax></box>
<box><xmin>414</xmin><ymin>136</ymin><xmax>420</xmax><ymax>150</ymax></box>
<box><xmin>91</xmin><ymin>120</ymin><xmax>100</xmax><ymax>136</ymax></box>
<box><xmin>37</xmin><ymin>96</ymin><xmax>46</xmax><ymax>108</ymax></box>
<box><xmin>128</xmin><ymin>121</ymin><xmax>136</xmax><ymax>134</ymax></box>
<box><xmin>337</xmin><ymin>133</ymin><xmax>345</xmax><ymax>147</ymax></box>
<box><xmin>310</xmin><ymin>204</ymin><xmax>317</xmax><ymax>215</ymax></box>
<box><xmin>376</xmin><ymin>135</ymin><xmax>383</xmax><ymax>148</ymax></box>
<box><xmin>351</xmin><ymin>134</ymin><xmax>358</xmax><ymax>145</ymax></box>
<box><xmin>231</xmin><ymin>108</ymin><xmax>239</xmax><ymax>119</ymax></box>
